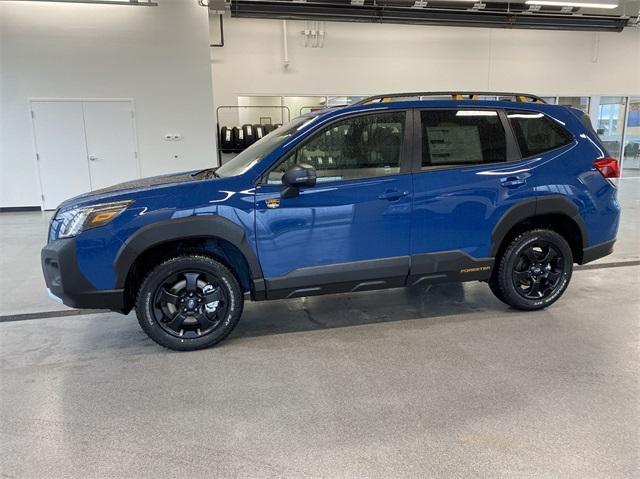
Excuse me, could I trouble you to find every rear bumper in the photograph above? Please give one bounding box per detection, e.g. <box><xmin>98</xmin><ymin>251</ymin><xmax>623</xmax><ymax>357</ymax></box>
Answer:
<box><xmin>580</xmin><ymin>239</ymin><xmax>616</xmax><ymax>265</ymax></box>
<box><xmin>41</xmin><ymin>238</ymin><xmax>125</xmax><ymax>312</ymax></box>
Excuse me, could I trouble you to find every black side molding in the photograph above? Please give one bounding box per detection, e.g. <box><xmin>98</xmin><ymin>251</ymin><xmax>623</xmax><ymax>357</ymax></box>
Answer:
<box><xmin>264</xmin><ymin>250</ymin><xmax>496</xmax><ymax>301</ymax></box>
<box><xmin>113</xmin><ymin>216</ymin><xmax>264</xmax><ymax>289</ymax></box>
<box><xmin>265</xmin><ymin>256</ymin><xmax>409</xmax><ymax>300</ymax></box>
<box><xmin>408</xmin><ymin>250</ymin><xmax>494</xmax><ymax>286</ymax></box>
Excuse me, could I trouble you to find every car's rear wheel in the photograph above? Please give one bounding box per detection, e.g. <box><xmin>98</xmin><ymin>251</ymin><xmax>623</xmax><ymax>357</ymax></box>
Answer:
<box><xmin>136</xmin><ymin>255</ymin><xmax>243</xmax><ymax>351</ymax></box>
<box><xmin>492</xmin><ymin>229</ymin><xmax>573</xmax><ymax>311</ymax></box>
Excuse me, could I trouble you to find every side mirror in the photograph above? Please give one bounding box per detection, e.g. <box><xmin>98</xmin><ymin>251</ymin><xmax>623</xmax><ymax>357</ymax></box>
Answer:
<box><xmin>281</xmin><ymin>164</ymin><xmax>316</xmax><ymax>198</ymax></box>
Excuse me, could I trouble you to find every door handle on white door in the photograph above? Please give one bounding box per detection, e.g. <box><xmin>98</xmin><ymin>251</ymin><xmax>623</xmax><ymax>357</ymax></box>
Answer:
<box><xmin>88</xmin><ymin>155</ymin><xmax>98</xmax><ymax>161</ymax></box>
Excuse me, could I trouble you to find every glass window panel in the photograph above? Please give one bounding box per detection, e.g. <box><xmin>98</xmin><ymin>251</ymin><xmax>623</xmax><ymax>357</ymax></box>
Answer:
<box><xmin>596</xmin><ymin>96</ymin><xmax>627</xmax><ymax>160</ymax></box>
<box><xmin>283</xmin><ymin>96</ymin><xmax>327</xmax><ymax>119</ymax></box>
<box><xmin>557</xmin><ymin>97</ymin><xmax>589</xmax><ymax>112</ymax></box>
<box><xmin>421</xmin><ymin>110</ymin><xmax>506</xmax><ymax>168</ymax></box>
<box><xmin>267</xmin><ymin>111</ymin><xmax>405</xmax><ymax>184</ymax></box>
<box><xmin>507</xmin><ymin>110</ymin><xmax>573</xmax><ymax>158</ymax></box>
<box><xmin>236</xmin><ymin>96</ymin><xmax>287</xmax><ymax>125</ymax></box>
<box><xmin>623</xmin><ymin>97</ymin><xmax>640</xmax><ymax>176</ymax></box>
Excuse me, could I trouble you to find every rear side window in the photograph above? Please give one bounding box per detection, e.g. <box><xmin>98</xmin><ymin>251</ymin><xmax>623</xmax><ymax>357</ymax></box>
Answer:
<box><xmin>420</xmin><ymin>110</ymin><xmax>506</xmax><ymax>168</ymax></box>
<box><xmin>507</xmin><ymin>110</ymin><xmax>573</xmax><ymax>157</ymax></box>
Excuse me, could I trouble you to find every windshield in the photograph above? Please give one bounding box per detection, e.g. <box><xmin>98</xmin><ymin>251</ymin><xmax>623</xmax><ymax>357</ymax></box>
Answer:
<box><xmin>216</xmin><ymin>116</ymin><xmax>317</xmax><ymax>178</ymax></box>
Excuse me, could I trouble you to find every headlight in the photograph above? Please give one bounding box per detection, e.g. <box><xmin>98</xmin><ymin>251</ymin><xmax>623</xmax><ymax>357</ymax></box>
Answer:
<box><xmin>57</xmin><ymin>200</ymin><xmax>133</xmax><ymax>239</ymax></box>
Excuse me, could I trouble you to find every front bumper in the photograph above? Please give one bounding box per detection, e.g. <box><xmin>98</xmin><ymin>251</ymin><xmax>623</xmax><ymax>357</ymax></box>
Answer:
<box><xmin>41</xmin><ymin>238</ymin><xmax>125</xmax><ymax>312</ymax></box>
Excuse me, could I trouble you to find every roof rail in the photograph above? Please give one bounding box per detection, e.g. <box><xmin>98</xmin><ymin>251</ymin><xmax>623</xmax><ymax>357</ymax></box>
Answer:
<box><xmin>354</xmin><ymin>92</ymin><xmax>546</xmax><ymax>105</ymax></box>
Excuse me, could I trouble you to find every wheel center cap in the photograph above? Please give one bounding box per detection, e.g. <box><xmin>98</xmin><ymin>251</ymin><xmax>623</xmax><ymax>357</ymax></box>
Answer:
<box><xmin>187</xmin><ymin>299</ymin><xmax>197</xmax><ymax>310</ymax></box>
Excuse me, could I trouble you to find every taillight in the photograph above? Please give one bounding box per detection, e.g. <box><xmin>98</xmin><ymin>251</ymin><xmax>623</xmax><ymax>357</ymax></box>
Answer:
<box><xmin>594</xmin><ymin>157</ymin><xmax>620</xmax><ymax>179</ymax></box>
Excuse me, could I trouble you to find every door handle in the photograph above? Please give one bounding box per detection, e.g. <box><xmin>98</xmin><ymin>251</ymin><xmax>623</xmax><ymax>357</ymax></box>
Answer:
<box><xmin>378</xmin><ymin>189</ymin><xmax>408</xmax><ymax>201</ymax></box>
<box><xmin>88</xmin><ymin>155</ymin><xmax>98</xmax><ymax>162</ymax></box>
<box><xmin>500</xmin><ymin>176</ymin><xmax>527</xmax><ymax>188</ymax></box>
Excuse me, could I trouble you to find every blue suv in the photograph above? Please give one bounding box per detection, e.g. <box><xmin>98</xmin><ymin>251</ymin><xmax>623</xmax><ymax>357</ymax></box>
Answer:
<box><xmin>42</xmin><ymin>92</ymin><xmax>621</xmax><ymax>350</ymax></box>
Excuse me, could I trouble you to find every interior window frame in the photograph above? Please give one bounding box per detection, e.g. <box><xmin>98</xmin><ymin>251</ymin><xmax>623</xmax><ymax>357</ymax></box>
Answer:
<box><xmin>411</xmin><ymin>108</ymin><xmax>520</xmax><ymax>173</ymax></box>
<box><xmin>257</xmin><ymin>108</ymin><xmax>413</xmax><ymax>186</ymax></box>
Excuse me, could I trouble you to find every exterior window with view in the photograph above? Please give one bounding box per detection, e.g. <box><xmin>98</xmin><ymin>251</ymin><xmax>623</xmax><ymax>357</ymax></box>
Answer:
<box><xmin>267</xmin><ymin>111</ymin><xmax>405</xmax><ymax>184</ymax></box>
<box><xmin>420</xmin><ymin>109</ymin><xmax>506</xmax><ymax>167</ymax></box>
<box><xmin>507</xmin><ymin>110</ymin><xmax>573</xmax><ymax>157</ymax></box>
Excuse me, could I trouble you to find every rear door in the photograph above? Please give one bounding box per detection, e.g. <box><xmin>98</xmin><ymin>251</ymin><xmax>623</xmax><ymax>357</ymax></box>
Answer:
<box><xmin>409</xmin><ymin>107</ymin><xmax>524</xmax><ymax>282</ymax></box>
<box><xmin>255</xmin><ymin>110</ymin><xmax>413</xmax><ymax>298</ymax></box>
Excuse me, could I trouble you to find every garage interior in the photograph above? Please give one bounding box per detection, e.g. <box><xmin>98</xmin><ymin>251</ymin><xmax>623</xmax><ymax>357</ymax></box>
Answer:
<box><xmin>1</xmin><ymin>0</ymin><xmax>639</xmax><ymax>477</ymax></box>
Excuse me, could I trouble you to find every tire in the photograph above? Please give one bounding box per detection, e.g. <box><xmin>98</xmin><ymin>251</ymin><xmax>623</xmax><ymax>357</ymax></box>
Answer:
<box><xmin>242</xmin><ymin>124</ymin><xmax>256</xmax><ymax>147</ymax></box>
<box><xmin>219</xmin><ymin>126</ymin><xmax>233</xmax><ymax>153</ymax></box>
<box><xmin>492</xmin><ymin>229</ymin><xmax>573</xmax><ymax>311</ymax></box>
<box><xmin>254</xmin><ymin>124</ymin><xmax>265</xmax><ymax>140</ymax></box>
<box><xmin>136</xmin><ymin>255</ymin><xmax>243</xmax><ymax>351</ymax></box>
<box><xmin>232</xmin><ymin>126</ymin><xmax>245</xmax><ymax>151</ymax></box>
<box><xmin>263</xmin><ymin>124</ymin><xmax>275</xmax><ymax>135</ymax></box>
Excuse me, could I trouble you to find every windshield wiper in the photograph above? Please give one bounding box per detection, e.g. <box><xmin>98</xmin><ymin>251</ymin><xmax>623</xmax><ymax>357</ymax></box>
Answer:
<box><xmin>192</xmin><ymin>168</ymin><xmax>220</xmax><ymax>179</ymax></box>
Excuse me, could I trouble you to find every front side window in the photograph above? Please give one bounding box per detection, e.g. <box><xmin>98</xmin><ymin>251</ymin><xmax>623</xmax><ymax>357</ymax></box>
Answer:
<box><xmin>507</xmin><ymin>110</ymin><xmax>573</xmax><ymax>158</ymax></box>
<box><xmin>420</xmin><ymin>110</ymin><xmax>506</xmax><ymax>168</ymax></box>
<box><xmin>266</xmin><ymin>111</ymin><xmax>406</xmax><ymax>184</ymax></box>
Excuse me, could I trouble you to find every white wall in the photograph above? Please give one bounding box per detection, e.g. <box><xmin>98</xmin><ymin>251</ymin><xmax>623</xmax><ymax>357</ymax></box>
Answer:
<box><xmin>0</xmin><ymin>0</ymin><xmax>216</xmax><ymax>208</ymax></box>
<box><xmin>211</xmin><ymin>17</ymin><xmax>640</xmax><ymax>107</ymax></box>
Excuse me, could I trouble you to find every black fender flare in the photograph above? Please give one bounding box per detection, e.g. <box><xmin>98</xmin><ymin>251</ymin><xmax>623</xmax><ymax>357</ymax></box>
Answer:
<box><xmin>491</xmin><ymin>195</ymin><xmax>588</xmax><ymax>257</ymax></box>
<box><xmin>113</xmin><ymin>216</ymin><xmax>263</xmax><ymax>289</ymax></box>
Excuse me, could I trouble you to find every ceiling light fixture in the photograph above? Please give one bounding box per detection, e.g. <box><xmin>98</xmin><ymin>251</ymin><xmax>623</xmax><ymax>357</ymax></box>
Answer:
<box><xmin>525</xmin><ymin>1</ymin><xmax>618</xmax><ymax>9</ymax></box>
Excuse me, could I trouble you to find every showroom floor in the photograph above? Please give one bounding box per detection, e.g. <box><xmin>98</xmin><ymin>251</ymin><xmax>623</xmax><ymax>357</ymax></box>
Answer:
<box><xmin>1</xmin><ymin>181</ymin><xmax>638</xmax><ymax>478</ymax></box>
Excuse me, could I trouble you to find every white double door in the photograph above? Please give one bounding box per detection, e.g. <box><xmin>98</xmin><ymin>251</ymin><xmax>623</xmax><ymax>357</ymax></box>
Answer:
<box><xmin>31</xmin><ymin>100</ymin><xmax>140</xmax><ymax>210</ymax></box>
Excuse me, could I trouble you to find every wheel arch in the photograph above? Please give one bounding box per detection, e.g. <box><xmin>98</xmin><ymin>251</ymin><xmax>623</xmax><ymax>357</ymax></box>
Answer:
<box><xmin>114</xmin><ymin>216</ymin><xmax>264</xmax><ymax>312</ymax></box>
<box><xmin>491</xmin><ymin>196</ymin><xmax>587</xmax><ymax>263</ymax></box>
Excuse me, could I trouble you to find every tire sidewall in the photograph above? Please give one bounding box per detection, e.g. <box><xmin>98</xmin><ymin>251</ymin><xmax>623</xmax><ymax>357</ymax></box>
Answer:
<box><xmin>500</xmin><ymin>230</ymin><xmax>573</xmax><ymax>310</ymax></box>
<box><xmin>137</xmin><ymin>256</ymin><xmax>243</xmax><ymax>351</ymax></box>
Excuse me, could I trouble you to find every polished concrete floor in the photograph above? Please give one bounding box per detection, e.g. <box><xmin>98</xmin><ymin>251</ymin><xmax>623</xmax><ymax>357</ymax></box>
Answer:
<box><xmin>1</xmin><ymin>180</ymin><xmax>638</xmax><ymax>478</ymax></box>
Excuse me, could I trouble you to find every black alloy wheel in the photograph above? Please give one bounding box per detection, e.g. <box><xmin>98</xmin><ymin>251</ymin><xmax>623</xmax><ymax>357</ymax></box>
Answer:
<box><xmin>136</xmin><ymin>255</ymin><xmax>243</xmax><ymax>351</ymax></box>
<box><xmin>511</xmin><ymin>241</ymin><xmax>565</xmax><ymax>300</ymax></box>
<box><xmin>491</xmin><ymin>229</ymin><xmax>573</xmax><ymax>311</ymax></box>
<box><xmin>153</xmin><ymin>270</ymin><xmax>228</xmax><ymax>339</ymax></box>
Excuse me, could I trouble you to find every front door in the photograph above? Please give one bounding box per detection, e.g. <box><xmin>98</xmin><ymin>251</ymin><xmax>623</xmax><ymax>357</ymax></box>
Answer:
<box><xmin>255</xmin><ymin>110</ymin><xmax>413</xmax><ymax>298</ymax></box>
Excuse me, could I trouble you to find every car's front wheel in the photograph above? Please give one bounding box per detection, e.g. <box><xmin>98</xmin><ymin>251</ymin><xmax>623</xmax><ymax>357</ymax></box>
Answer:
<box><xmin>136</xmin><ymin>255</ymin><xmax>243</xmax><ymax>351</ymax></box>
<box><xmin>492</xmin><ymin>229</ymin><xmax>573</xmax><ymax>311</ymax></box>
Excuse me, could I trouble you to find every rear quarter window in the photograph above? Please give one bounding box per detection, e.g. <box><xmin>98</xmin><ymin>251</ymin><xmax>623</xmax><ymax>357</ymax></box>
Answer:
<box><xmin>507</xmin><ymin>110</ymin><xmax>573</xmax><ymax>158</ymax></box>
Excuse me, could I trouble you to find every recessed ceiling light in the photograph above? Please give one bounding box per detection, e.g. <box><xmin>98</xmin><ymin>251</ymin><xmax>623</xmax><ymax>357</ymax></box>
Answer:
<box><xmin>525</xmin><ymin>1</ymin><xmax>618</xmax><ymax>9</ymax></box>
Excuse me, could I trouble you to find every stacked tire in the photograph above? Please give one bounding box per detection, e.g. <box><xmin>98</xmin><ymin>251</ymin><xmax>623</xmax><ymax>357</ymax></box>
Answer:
<box><xmin>219</xmin><ymin>123</ymin><xmax>280</xmax><ymax>153</ymax></box>
<box><xmin>219</xmin><ymin>126</ymin><xmax>234</xmax><ymax>153</ymax></box>
<box><xmin>242</xmin><ymin>124</ymin><xmax>256</xmax><ymax>147</ymax></box>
